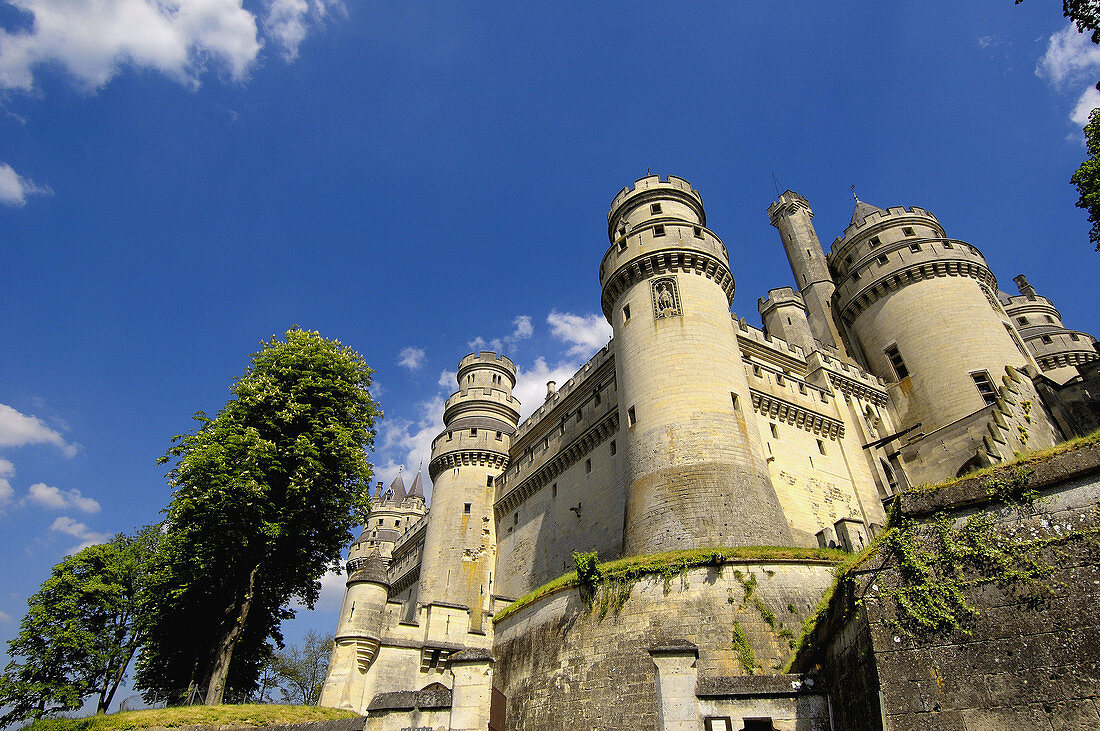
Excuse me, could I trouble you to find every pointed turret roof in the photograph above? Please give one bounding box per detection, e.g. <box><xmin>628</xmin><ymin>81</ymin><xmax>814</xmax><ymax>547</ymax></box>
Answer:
<box><xmin>387</xmin><ymin>471</ymin><xmax>406</xmax><ymax>503</ymax></box>
<box><xmin>850</xmin><ymin>199</ymin><xmax>887</xmax><ymax>227</ymax></box>
<box><xmin>407</xmin><ymin>469</ymin><xmax>425</xmax><ymax>500</ymax></box>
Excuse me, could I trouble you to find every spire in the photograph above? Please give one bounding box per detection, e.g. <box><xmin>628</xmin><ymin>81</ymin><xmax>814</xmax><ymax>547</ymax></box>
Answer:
<box><xmin>387</xmin><ymin>469</ymin><xmax>406</xmax><ymax>503</ymax></box>
<box><xmin>407</xmin><ymin>468</ymin><xmax>425</xmax><ymax>500</ymax></box>
<box><xmin>850</xmin><ymin>198</ymin><xmax>887</xmax><ymax>227</ymax></box>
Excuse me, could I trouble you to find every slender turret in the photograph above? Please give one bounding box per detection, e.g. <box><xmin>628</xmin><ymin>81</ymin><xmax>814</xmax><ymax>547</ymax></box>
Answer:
<box><xmin>418</xmin><ymin>352</ymin><xmax>519</xmax><ymax>649</ymax></box>
<box><xmin>767</xmin><ymin>191</ymin><xmax>846</xmax><ymax>354</ymax></box>
<box><xmin>601</xmin><ymin>175</ymin><xmax>792</xmax><ymax>555</ymax></box>
<box><xmin>1002</xmin><ymin>274</ymin><xmax>1098</xmax><ymax>384</ymax></box>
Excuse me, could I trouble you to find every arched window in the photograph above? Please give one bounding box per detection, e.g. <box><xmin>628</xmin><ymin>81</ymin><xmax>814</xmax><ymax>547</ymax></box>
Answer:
<box><xmin>880</xmin><ymin>458</ymin><xmax>899</xmax><ymax>494</ymax></box>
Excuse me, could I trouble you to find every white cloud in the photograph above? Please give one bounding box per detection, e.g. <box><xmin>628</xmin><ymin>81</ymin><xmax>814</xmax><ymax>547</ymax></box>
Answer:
<box><xmin>1037</xmin><ymin>23</ymin><xmax>1100</xmax><ymax>89</ymax></box>
<box><xmin>26</xmin><ymin>483</ymin><xmax>101</xmax><ymax>513</ymax></box>
<box><xmin>1037</xmin><ymin>22</ymin><xmax>1100</xmax><ymax>126</ymax></box>
<box><xmin>513</xmin><ymin>357</ymin><xmax>586</xmax><ymax>420</ymax></box>
<box><xmin>0</xmin><ymin>403</ymin><xmax>78</xmax><ymax>457</ymax></box>
<box><xmin>467</xmin><ymin>314</ymin><xmax>535</xmax><ymax>355</ymax></box>
<box><xmin>1072</xmin><ymin>86</ymin><xmax>1100</xmax><ymax>126</ymax></box>
<box><xmin>977</xmin><ymin>35</ymin><xmax>997</xmax><ymax>50</ymax></box>
<box><xmin>263</xmin><ymin>0</ymin><xmax>342</xmax><ymax>61</ymax></box>
<box><xmin>375</xmin><ymin>393</ymin><xmax>444</xmax><ymax>503</ymax></box>
<box><xmin>0</xmin><ymin>162</ymin><xmax>51</xmax><ymax>207</ymax></box>
<box><xmin>0</xmin><ymin>458</ymin><xmax>13</xmax><ymax>478</ymax></box>
<box><xmin>437</xmin><ymin>370</ymin><xmax>457</xmax><ymax>389</ymax></box>
<box><xmin>398</xmin><ymin>346</ymin><xmax>426</xmax><ymax>371</ymax></box>
<box><xmin>546</xmin><ymin>311</ymin><xmax>612</xmax><ymax>359</ymax></box>
<box><xmin>0</xmin><ymin>0</ymin><xmax>267</xmax><ymax>93</ymax></box>
<box><xmin>0</xmin><ymin>479</ymin><xmax>13</xmax><ymax>510</ymax></box>
<box><xmin>0</xmin><ymin>610</ymin><xmax>12</xmax><ymax>624</ymax></box>
<box><xmin>49</xmin><ymin>516</ymin><xmax>110</xmax><ymax>553</ymax></box>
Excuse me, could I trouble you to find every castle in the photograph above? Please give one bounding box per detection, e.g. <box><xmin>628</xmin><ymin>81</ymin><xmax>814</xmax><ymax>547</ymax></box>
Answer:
<box><xmin>319</xmin><ymin>176</ymin><xmax>1099</xmax><ymax>729</ymax></box>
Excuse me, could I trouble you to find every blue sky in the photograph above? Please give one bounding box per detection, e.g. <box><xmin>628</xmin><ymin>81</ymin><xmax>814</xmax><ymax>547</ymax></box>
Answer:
<box><xmin>1</xmin><ymin>0</ymin><xmax>1098</xmax><ymax>710</ymax></box>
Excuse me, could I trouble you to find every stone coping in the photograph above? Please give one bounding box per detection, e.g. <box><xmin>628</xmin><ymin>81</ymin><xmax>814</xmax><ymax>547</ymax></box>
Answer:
<box><xmin>696</xmin><ymin>673</ymin><xmax>825</xmax><ymax>698</ymax></box>
<box><xmin>367</xmin><ymin>682</ymin><xmax>452</xmax><ymax>712</ymax></box>
<box><xmin>897</xmin><ymin>440</ymin><xmax>1100</xmax><ymax>519</ymax></box>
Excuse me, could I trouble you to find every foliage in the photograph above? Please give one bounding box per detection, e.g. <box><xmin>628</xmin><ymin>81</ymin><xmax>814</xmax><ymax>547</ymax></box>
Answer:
<box><xmin>1072</xmin><ymin>107</ymin><xmax>1100</xmax><ymax>251</ymax></box>
<box><xmin>572</xmin><ymin>550</ymin><xmax>601</xmax><ymax>607</ymax></box>
<box><xmin>730</xmin><ymin>622</ymin><xmax>756</xmax><ymax>675</ymax></box>
<box><xmin>0</xmin><ymin>527</ymin><xmax>161</xmax><ymax>726</ymax></box>
<box><xmin>19</xmin><ymin>704</ymin><xmax>357</xmax><ymax>731</ymax></box>
<box><xmin>494</xmin><ymin>545</ymin><xmax>847</xmax><ymax>624</ymax></box>
<box><xmin>268</xmin><ymin>631</ymin><xmax>332</xmax><ymax>705</ymax></box>
<box><xmin>134</xmin><ymin>328</ymin><xmax>379</xmax><ymax>705</ymax></box>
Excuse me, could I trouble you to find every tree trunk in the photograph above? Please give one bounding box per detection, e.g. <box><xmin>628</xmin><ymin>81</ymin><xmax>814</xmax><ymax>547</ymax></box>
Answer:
<box><xmin>98</xmin><ymin>643</ymin><xmax>138</xmax><ymax>714</ymax></box>
<box><xmin>205</xmin><ymin>564</ymin><xmax>260</xmax><ymax>705</ymax></box>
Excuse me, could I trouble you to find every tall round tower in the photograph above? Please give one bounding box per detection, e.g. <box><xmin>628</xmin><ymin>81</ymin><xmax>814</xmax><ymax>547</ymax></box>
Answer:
<box><xmin>601</xmin><ymin>175</ymin><xmax>792</xmax><ymax>555</ymax></box>
<box><xmin>1002</xmin><ymin>274</ymin><xmax>1098</xmax><ymax>384</ymax></box>
<box><xmin>829</xmin><ymin>202</ymin><xmax>1042</xmax><ymax>440</ymax></box>
<box><xmin>418</xmin><ymin>352</ymin><xmax>519</xmax><ymax>638</ymax></box>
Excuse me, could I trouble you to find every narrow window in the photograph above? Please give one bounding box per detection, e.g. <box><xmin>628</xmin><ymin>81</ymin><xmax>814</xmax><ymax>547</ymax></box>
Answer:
<box><xmin>694</xmin><ymin>226</ymin><xmax>703</xmax><ymax>238</ymax></box>
<box><xmin>627</xmin><ymin>406</ymin><xmax>637</xmax><ymax>427</ymax></box>
<box><xmin>869</xmin><ymin>236</ymin><xmax>880</xmax><ymax>247</ymax></box>
<box><xmin>817</xmin><ymin>439</ymin><xmax>827</xmax><ymax>455</ymax></box>
<box><xmin>881</xmin><ymin>458</ymin><xmax>899</xmax><ymax>493</ymax></box>
<box><xmin>821</xmin><ymin>390</ymin><xmax>828</xmax><ymax>402</ymax></box>
<box><xmin>909</xmin><ymin>243</ymin><xmax>922</xmax><ymax>252</ymax></box>
<box><xmin>1017</xmin><ymin>317</ymin><xmax>1029</xmax><ymax>326</ymax></box>
<box><xmin>653</xmin><ymin>224</ymin><xmax>665</xmax><ymax>237</ymax></box>
<box><xmin>877</xmin><ymin>254</ymin><xmax>889</xmax><ymax>265</ymax></box>
<box><xmin>1045</xmin><ymin>315</ymin><xmax>1055</xmax><ymax>323</ymax></box>
<box><xmin>576</xmin><ymin>410</ymin><xmax>583</xmax><ymax>423</ymax></box>
<box><xmin>447</xmin><ymin>431</ymin><xmax>452</xmax><ymax>441</ymax></box>
<box><xmin>851</xmin><ymin>268</ymin><xmax>860</xmax><ymax>280</ymax></box>
<box><xmin>594</xmin><ymin>390</ymin><xmax>601</xmax><ymax>405</ymax></box>
<box><xmin>650</xmin><ymin>203</ymin><xmax>662</xmax><ymax>214</ymax></box>
<box><xmin>1041</xmin><ymin>335</ymin><xmax>1053</xmax><ymax>344</ymax></box>
<box><xmin>902</xmin><ymin>227</ymin><xmax>915</xmax><ymax>237</ymax></box>
<box><xmin>943</xmin><ymin>241</ymin><xmax>954</xmax><ymax>249</ymax></box>
<box><xmin>486</xmin><ymin>476</ymin><xmax>493</xmax><ymax>487</ymax></box>
<box><xmin>731</xmin><ymin>392</ymin><xmax>740</xmax><ymax>411</ymax></box>
<box><xmin>798</xmin><ymin>383</ymin><xmax>807</xmax><ymax>394</ymax></box>
<box><xmin>610</xmin><ymin>440</ymin><xmax>617</xmax><ymax>456</ymax></box>
<box><xmin>971</xmin><ymin>371</ymin><xmax>997</xmax><ymax>405</ymax></box>
<box><xmin>463</xmin><ymin>503</ymin><xmax>471</xmax><ymax>514</ymax></box>
<box><xmin>618</xmin><ymin>239</ymin><xmax>628</xmax><ymax>252</ymax></box>
<box><xmin>513</xmin><ymin>512</ymin><xmax>518</xmax><ymax>525</ymax></box>
<box><xmin>776</xmin><ymin>374</ymin><xmax>785</xmax><ymax>386</ymax></box>
<box><xmin>884</xmin><ymin>344</ymin><xmax>909</xmax><ymax>380</ymax></box>
<box><xmin>770</xmin><ymin>423</ymin><xmax>779</xmax><ymax>439</ymax></box>
<box><xmin>585</xmin><ymin>458</ymin><xmax>592</xmax><ymax>474</ymax></box>
<box><xmin>551</xmin><ymin>483</ymin><xmax>557</xmax><ymax>498</ymax></box>
<box><xmin>496</xmin><ymin>431</ymin><xmax>503</xmax><ymax>440</ymax></box>
<box><xmin>471</xmin><ymin>428</ymin><xmax>477</xmax><ymax>436</ymax></box>
<box><xmin>752</xmin><ymin>364</ymin><xmax>762</xmax><ymax>377</ymax></box>
<box><xmin>1071</xmin><ymin>333</ymin><xmax>1081</xmax><ymax>341</ymax></box>
<box><xmin>622</xmin><ymin>304</ymin><xmax>631</xmax><ymax>322</ymax></box>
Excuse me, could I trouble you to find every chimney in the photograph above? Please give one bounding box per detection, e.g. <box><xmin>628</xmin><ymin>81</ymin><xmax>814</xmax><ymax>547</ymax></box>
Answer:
<box><xmin>546</xmin><ymin>381</ymin><xmax>557</xmax><ymax>399</ymax></box>
<box><xmin>1014</xmin><ymin>274</ymin><xmax>1036</xmax><ymax>298</ymax></box>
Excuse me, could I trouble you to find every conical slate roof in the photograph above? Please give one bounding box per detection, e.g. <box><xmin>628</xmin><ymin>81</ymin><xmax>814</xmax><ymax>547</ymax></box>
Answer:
<box><xmin>408</xmin><ymin>469</ymin><xmax>425</xmax><ymax>500</ymax></box>
<box><xmin>387</xmin><ymin>471</ymin><xmax>406</xmax><ymax>503</ymax></box>
<box><xmin>850</xmin><ymin>199</ymin><xmax>887</xmax><ymax>227</ymax></box>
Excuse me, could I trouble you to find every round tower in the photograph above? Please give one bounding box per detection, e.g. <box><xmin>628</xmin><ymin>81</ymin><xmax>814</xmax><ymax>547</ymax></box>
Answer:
<box><xmin>828</xmin><ymin>202</ymin><xmax>1036</xmax><ymax>436</ymax></box>
<box><xmin>601</xmin><ymin>174</ymin><xmax>792</xmax><ymax>556</ymax></box>
<box><xmin>1002</xmin><ymin>274</ymin><xmax>1098</xmax><ymax>384</ymax></box>
<box><xmin>318</xmin><ymin>544</ymin><xmax>389</xmax><ymax>710</ymax></box>
<box><xmin>758</xmin><ymin>287</ymin><xmax>816</xmax><ymax>356</ymax></box>
<box><xmin>767</xmin><ymin>191</ymin><xmax>846</xmax><ymax>352</ymax></box>
<box><xmin>418</xmin><ymin>352</ymin><xmax>519</xmax><ymax>636</ymax></box>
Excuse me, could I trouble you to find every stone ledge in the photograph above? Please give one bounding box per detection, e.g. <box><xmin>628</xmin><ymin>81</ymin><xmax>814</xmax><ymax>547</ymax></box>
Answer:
<box><xmin>367</xmin><ymin>682</ymin><xmax>452</xmax><ymax>712</ymax></box>
<box><xmin>696</xmin><ymin>673</ymin><xmax>825</xmax><ymax>698</ymax></box>
<box><xmin>897</xmin><ymin>440</ymin><xmax>1100</xmax><ymax>518</ymax></box>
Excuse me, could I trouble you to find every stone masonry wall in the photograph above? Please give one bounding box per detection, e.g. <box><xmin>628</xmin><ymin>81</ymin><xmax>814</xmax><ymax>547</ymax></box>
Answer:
<box><xmin>795</xmin><ymin>440</ymin><xmax>1100</xmax><ymax>731</ymax></box>
<box><xmin>493</xmin><ymin>560</ymin><xmax>838</xmax><ymax>730</ymax></box>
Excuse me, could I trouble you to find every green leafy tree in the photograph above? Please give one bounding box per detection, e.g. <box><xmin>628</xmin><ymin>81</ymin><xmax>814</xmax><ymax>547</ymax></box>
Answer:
<box><xmin>1072</xmin><ymin>107</ymin><xmax>1100</xmax><ymax>250</ymax></box>
<box><xmin>134</xmin><ymin>328</ymin><xmax>379</xmax><ymax>706</ymax></box>
<box><xmin>270</xmin><ymin>631</ymin><xmax>332</xmax><ymax>705</ymax></box>
<box><xmin>0</xmin><ymin>527</ymin><xmax>161</xmax><ymax>725</ymax></box>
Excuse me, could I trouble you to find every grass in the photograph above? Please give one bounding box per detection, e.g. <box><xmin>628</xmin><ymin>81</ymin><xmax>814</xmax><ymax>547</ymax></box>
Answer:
<box><xmin>907</xmin><ymin>426</ymin><xmax>1100</xmax><ymax>494</ymax></box>
<box><xmin>493</xmin><ymin>545</ymin><xmax>848</xmax><ymax>624</ymax></box>
<box><xmin>21</xmin><ymin>705</ymin><xmax>359</xmax><ymax>731</ymax></box>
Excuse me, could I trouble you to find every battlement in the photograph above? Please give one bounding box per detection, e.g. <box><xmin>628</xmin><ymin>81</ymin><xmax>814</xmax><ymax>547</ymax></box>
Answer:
<box><xmin>834</xmin><ymin>205</ymin><xmax>940</xmax><ymax>244</ymax></box>
<box><xmin>608</xmin><ymin>174</ymin><xmax>700</xmax><ymax>219</ymax></box>
<box><xmin>758</xmin><ymin>287</ymin><xmax>806</xmax><ymax>315</ymax></box>
<box><xmin>458</xmin><ymin>351</ymin><xmax>516</xmax><ymax>373</ymax></box>
<box><xmin>766</xmin><ymin>190</ymin><xmax>813</xmax><ymax>223</ymax></box>
<box><xmin>512</xmin><ymin>342</ymin><xmax>615</xmax><ymax>443</ymax></box>
<box><xmin>736</xmin><ymin>318</ymin><xmax>809</xmax><ymax>362</ymax></box>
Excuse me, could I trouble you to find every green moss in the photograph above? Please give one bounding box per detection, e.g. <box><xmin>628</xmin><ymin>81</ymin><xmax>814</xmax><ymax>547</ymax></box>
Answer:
<box><xmin>21</xmin><ymin>706</ymin><xmax>357</xmax><ymax>731</ymax></box>
<box><xmin>493</xmin><ymin>545</ymin><xmax>847</xmax><ymax>624</ymax></box>
<box><xmin>731</xmin><ymin>621</ymin><xmax>756</xmax><ymax>675</ymax></box>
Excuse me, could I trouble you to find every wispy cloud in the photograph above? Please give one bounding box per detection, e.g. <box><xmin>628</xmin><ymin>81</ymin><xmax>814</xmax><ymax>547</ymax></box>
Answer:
<box><xmin>467</xmin><ymin>315</ymin><xmax>534</xmax><ymax>354</ymax></box>
<box><xmin>513</xmin><ymin>357</ymin><xmax>585</xmax><ymax>420</ymax></box>
<box><xmin>398</xmin><ymin>346</ymin><xmax>426</xmax><ymax>371</ymax></box>
<box><xmin>0</xmin><ymin>458</ymin><xmax>12</xmax><ymax>511</ymax></box>
<box><xmin>26</xmin><ymin>483</ymin><xmax>101</xmax><ymax>514</ymax></box>
<box><xmin>49</xmin><ymin>516</ymin><xmax>109</xmax><ymax>554</ymax></box>
<box><xmin>0</xmin><ymin>403</ymin><xmax>78</xmax><ymax>457</ymax></box>
<box><xmin>546</xmin><ymin>311</ymin><xmax>612</xmax><ymax>359</ymax></box>
<box><xmin>0</xmin><ymin>610</ymin><xmax>12</xmax><ymax>624</ymax></box>
<box><xmin>0</xmin><ymin>163</ymin><xmax>51</xmax><ymax>207</ymax></box>
<box><xmin>1036</xmin><ymin>22</ymin><xmax>1100</xmax><ymax>126</ymax></box>
<box><xmin>0</xmin><ymin>0</ymin><xmax>345</xmax><ymax>94</ymax></box>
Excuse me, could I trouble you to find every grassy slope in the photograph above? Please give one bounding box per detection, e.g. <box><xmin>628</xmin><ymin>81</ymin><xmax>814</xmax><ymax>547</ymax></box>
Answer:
<box><xmin>21</xmin><ymin>705</ymin><xmax>358</xmax><ymax>731</ymax></box>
